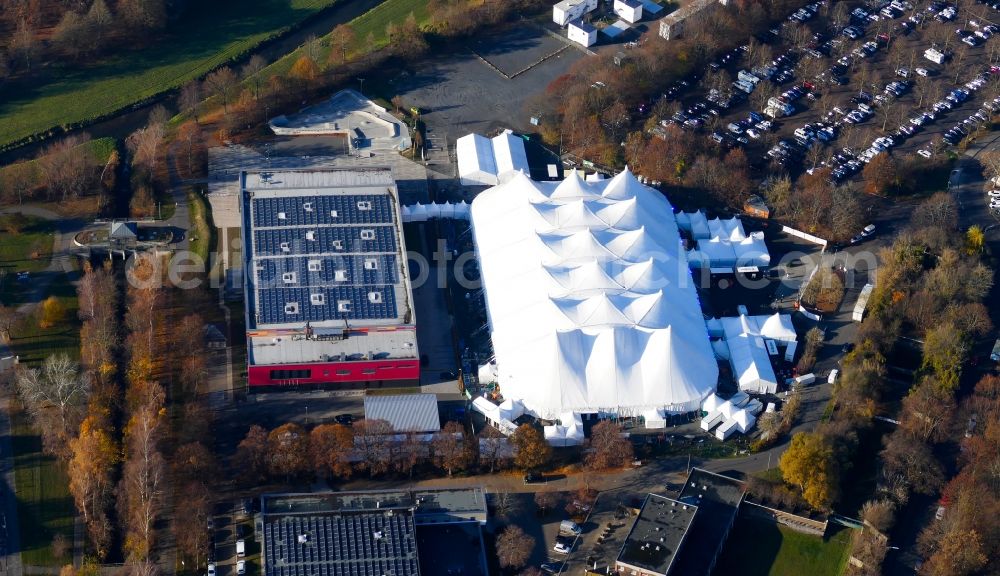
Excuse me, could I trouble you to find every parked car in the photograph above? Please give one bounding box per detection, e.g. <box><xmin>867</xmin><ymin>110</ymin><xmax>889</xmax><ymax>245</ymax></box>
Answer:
<box><xmin>553</xmin><ymin>541</ymin><xmax>572</xmax><ymax>554</ymax></box>
<box><xmin>237</xmin><ymin>561</ymin><xmax>246</xmax><ymax>576</ymax></box>
<box><xmin>523</xmin><ymin>472</ymin><xmax>545</xmax><ymax>484</ymax></box>
<box><xmin>208</xmin><ymin>564</ymin><xmax>216</xmax><ymax>576</ymax></box>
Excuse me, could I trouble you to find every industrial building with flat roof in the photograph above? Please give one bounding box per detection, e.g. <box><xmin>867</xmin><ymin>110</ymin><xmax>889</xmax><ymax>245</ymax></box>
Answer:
<box><xmin>241</xmin><ymin>168</ymin><xmax>419</xmax><ymax>388</ymax></box>
<box><xmin>260</xmin><ymin>489</ymin><xmax>488</xmax><ymax>576</ymax></box>
<box><xmin>615</xmin><ymin>495</ymin><xmax>697</xmax><ymax>576</ymax></box>
<box><xmin>615</xmin><ymin>468</ymin><xmax>745</xmax><ymax>576</ymax></box>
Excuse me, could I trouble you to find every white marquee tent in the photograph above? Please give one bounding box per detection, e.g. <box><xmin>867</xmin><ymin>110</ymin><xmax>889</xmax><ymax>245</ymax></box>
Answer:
<box><xmin>469</xmin><ymin>168</ymin><xmax>718</xmax><ymax>419</ymax></box>
<box><xmin>457</xmin><ymin>131</ymin><xmax>529</xmax><ymax>186</ymax></box>
<box><xmin>677</xmin><ymin>213</ymin><xmax>770</xmax><ymax>271</ymax></box>
<box><xmin>708</xmin><ymin>313</ymin><xmax>796</xmax><ymax>394</ymax></box>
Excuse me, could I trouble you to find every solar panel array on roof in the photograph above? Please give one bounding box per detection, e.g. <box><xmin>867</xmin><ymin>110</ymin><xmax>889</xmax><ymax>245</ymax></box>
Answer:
<box><xmin>252</xmin><ymin>195</ymin><xmax>394</xmax><ymax>228</ymax></box>
<box><xmin>257</xmin><ymin>256</ymin><xmax>399</xmax><ymax>287</ymax></box>
<box><xmin>257</xmin><ymin>287</ymin><xmax>397</xmax><ymax>324</ymax></box>
<box><xmin>263</xmin><ymin>511</ymin><xmax>419</xmax><ymax>576</ymax></box>
<box><xmin>253</xmin><ymin>226</ymin><xmax>397</xmax><ymax>257</ymax></box>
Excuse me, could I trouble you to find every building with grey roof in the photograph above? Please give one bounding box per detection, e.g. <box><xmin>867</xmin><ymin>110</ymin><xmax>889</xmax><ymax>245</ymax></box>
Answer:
<box><xmin>364</xmin><ymin>394</ymin><xmax>441</xmax><ymax>433</ymax></box>
<box><xmin>615</xmin><ymin>495</ymin><xmax>697</xmax><ymax>576</ymax></box>
<box><xmin>241</xmin><ymin>168</ymin><xmax>419</xmax><ymax>389</ymax></box>
<box><xmin>615</xmin><ymin>468</ymin><xmax>745</xmax><ymax>576</ymax></box>
<box><xmin>260</xmin><ymin>489</ymin><xmax>487</xmax><ymax>576</ymax></box>
<box><xmin>670</xmin><ymin>468</ymin><xmax>745</xmax><ymax>576</ymax></box>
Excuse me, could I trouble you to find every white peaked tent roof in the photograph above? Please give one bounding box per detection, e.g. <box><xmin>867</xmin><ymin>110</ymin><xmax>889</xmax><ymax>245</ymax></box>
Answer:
<box><xmin>686</xmin><ymin>215</ymin><xmax>771</xmax><ymax>269</ymax></box>
<box><xmin>457</xmin><ymin>134</ymin><xmax>498</xmax><ymax>186</ymax></box>
<box><xmin>733</xmin><ymin>409</ymin><xmax>756</xmax><ymax>433</ymax></box>
<box><xmin>492</xmin><ymin>131</ymin><xmax>529</xmax><ymax>176</ymax></box>
<box><xmin>470</xmin><ymin>168</ymin><xmax>718</xmax><ymax>418</ymax></box>
<box><xmin>457</xmin><ymin>131</ymin><xmax>529</xmax><ymax>187</ymax></box>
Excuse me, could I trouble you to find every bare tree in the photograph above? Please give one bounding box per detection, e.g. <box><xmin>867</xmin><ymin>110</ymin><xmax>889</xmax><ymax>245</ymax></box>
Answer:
<box><xmin>496</xmin><ymin>525</ymin><xmax>534</xmax><ymax>570</ymax></box>
<box><xmin>432</xmin><ymin>421</ymin><xmax>471</xmax><ymax>476</ymax></box>
<box><xmin>242</xmin><ymin>55</ymin><xmax>267</xmax><ymax>100</ymax></box>
<box><xmin>16</xmin><ymin>353</ymin><xmax>90</xmax><ymax>434</ymax></box>
<box><xmin>121</xmin><ymin>402</ymin><xmax>166</xmax><ymax>560</ymax></box>
<box><xmin>585</xmin><ymin>420</ymin><xmax>634</xmax><ymax>470</ymax></box>
<box><xmin>203</xmin><ymin>66</ymin><xmax>238</xmax><ymax>115</ymax></box>
<box><xmin>39</xmin><ymin>134</ymin><xmax>95</xmax><ymax>200</ymax></box>
<box><xmin>354</xmin><ymin>419</ymin><xmax>393</xmax><ymax>477</ymax></box>
<box><xmin>178</xmin><ymin>80</ymin><xmax>201</xmax><ymax>119</ymax></box>
<box><xmin>534</xmin><ymin>491</ymin><xmax>559</xmax><ymax>516</ymax></box>
<box><xmin>126</xmin><ymin>122</ymin><xmax>165</xmax><ymax>174</ymax></box>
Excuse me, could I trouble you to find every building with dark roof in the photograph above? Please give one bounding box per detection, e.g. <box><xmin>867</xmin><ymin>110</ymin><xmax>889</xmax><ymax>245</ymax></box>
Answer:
<box><xmin>260</xmin><ymin>489</ymin><xmax>487</xmax><ymax>576</ymax></box>
<box><xmin>670</xmin><ymin>468</ymin><xmax>745</xmax><ymax>576</ymax></box>
<box><xmin>364</xmin><ymin>394</ymin><xmax>441</xmax><ymax>433</ymax></box>
<box><xmin>615</xmin><ymin>468</ymin><xmax>745</xmax><ymax>576</ymax></box>
<box><xmin>615</xmin><ymin>495</ymin><xmax>697</xmax><ymax>576</ymax></box>
<box><xmin>241</xmin><ymin>168</ymin><xmax>419</xmax><ymax>388</ymax></box>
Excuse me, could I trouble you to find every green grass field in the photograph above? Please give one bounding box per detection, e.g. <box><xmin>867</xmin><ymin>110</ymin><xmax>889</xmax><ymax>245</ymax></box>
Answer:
<box><xmin>0</xmin><ymin>0</ymin><xmax>340</xmax><ymax>150</ymax></box>
<box><xmin>259</xmin><ymin>0</ymin><xmax>429</xmax><ymax>79</ymax></box>
<box><xmin>10</xmin><ymin>409</ymin><xmax>76</xmax><ymax>566</ymax></box>
<box><xmin>715</xmin><ymin>515</ymin><xmax>853</xmax><ymax>576</ymax></box>
<box><xmin>0</xmin><ymin>216</ymin><xmax>55</xmax><ymax>277</ymax></box>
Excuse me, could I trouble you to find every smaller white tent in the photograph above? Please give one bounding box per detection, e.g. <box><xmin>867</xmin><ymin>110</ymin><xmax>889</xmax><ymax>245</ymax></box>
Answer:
<box><xmin>457</xmin><ymin>134</ymin><xmax>497</xmax><ymax>186</ymax></box>
<box><xmin>456</xmin><ymin>131</ymin><xmax>529</xmax><ymax>186</ymax></box>
<box><xmin>701</xmin><ymin>394</ymin><xmax>723</xmax><ymax>414</ymax></box>
<box><xmin>643</xmin><ymin>408</ymin><xmax>666</xmax><ymax>429</ymax></box>
<box><xmin>400</xmin><ymin>201</ymin><xmax>472</xmax><ymax>222</ymax></box>
<box><xmin>472</xmin><ymin>396</ymin><xmax>520</xmax><ymax>436</ymax></box>
<box><xmin>685</xmin><ymin>215</ymin><xmax>770</xmax><ymax>271</ymax></box>
<box><xmin>544</xmin><ymin>412</ymin><xmax>585</xmax><ymax>446</ymax></box>
<box><xmin>733</xmin><ymin>409</ymin><xmax>756</xmax><ymax>433</ymax></box>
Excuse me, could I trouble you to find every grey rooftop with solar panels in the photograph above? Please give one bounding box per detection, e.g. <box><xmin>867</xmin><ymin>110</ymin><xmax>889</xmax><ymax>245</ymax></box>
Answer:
<box><xmin>260</xmin><ymin>489</ymin><xmax>488</xmax><ymax>576</ymax></box>
<box><xmin>241</xmin><ymin>168</ymin><xmax>417</xmax><ymax>366</ymax></box>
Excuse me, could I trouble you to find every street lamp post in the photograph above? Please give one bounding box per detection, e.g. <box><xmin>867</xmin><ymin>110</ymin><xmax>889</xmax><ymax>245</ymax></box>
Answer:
<box><xmin>358</xmin><ymin>77</ymin><xmax>366</xmax><ymax>95</ymax></box>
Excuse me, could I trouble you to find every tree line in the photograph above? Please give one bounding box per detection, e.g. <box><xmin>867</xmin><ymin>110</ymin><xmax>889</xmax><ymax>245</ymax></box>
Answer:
<box><xmin>1</xmin><ymin>0</ymin><xmax>182</xmax><ymax>76</ymax></box>
<box><xmin>232</xmin><ymin>418</ymin><xmax>632</xmax><ymax>483</ymax></box>
<box><xmin>757</xmin><ymin>191</ymin><xmax>994</xmax><ymax>576</ymax></box>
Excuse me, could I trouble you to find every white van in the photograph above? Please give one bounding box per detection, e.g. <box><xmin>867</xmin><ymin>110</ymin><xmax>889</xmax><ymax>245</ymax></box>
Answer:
<box><xmin>559</xmin><ymin>520</ymin><xmax>582</xmax><ymax>536</ymax></box>
<box><xmin>828</xmin><ymin>369</ymin><xmax>839</xmax><ymax>384</ymax></box>
<box><xmin>236</xmin><ymin>539</ymin><xmax>246</xmax><ymax>558</ymax></box>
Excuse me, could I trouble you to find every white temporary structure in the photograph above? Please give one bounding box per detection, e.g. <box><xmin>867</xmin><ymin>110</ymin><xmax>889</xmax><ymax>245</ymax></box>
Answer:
<box><xmin>553</xmin><ymin>0</ymin><xmax>598</xmax><ymax>26</ymax></box>
<box><xmin>614</xmin><ymin>0</ymin><xmax>644</xmax><ymax>22</ymax></box>
<box><xmin>544</xmin><ymin>412</ymin><xmax>585</xmax><ymax>446</ymax></box>
<box><xmin>568</xmin><ymin>19</ymin><xmax>598</xmax><ymax>47</ymax></box>
<box><xmin>401</xmin><ymin>201</ymin><xmax>471</xmax><ymax>222</ymax></box>
<box><xmin>682</xmin><ymin>214</ymin><xmax>770</xmax><ymax>272</ymax></box>
<box><xmin>457</xmin><ymin>134</ymin><xmax>498</xmax><ymax>186</ymax></box>
<box><xmin>470</xmin><ymin>168</ymin><xmax>718</xmax><ymax>419</ymax></box>
<box><xmin>707</xmin><ymin>312</ymin><xmax>797</xmax><ymax>394</ymax></box>
<box><xmin>457</xmin><ymin>131</ymin><xmax>529</xmax><ymax>186</ymax></box>
<box><xmin>472</xmin><ymin>396</ymin><xmax>522</xmax><ymax>436</ymax></box>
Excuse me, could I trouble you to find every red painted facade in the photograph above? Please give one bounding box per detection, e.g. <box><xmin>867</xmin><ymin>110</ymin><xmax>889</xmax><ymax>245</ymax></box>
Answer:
<box><xmin>247</xmin><ymin>359</ymin><xmax>420</xmax><ymax>387</ymax></box>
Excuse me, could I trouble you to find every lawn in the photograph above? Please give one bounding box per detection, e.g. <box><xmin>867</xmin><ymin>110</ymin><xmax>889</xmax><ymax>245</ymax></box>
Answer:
<box><xmin>10</xmin><ymin>408</ymin><xmax>76</xmax><ymax>567</ymax></box>
<box><xmin>0</xmin><ymin>216</ymin><xmax>56</xmax><ymax>278</ymax></box>
<box><xmin>0</xmin><ymin>0</ymin><xmax>341</xmax><ymax>150</ymax></box>
<box><xmin>715</xmin><ymin>515</ymin><xmax>853</xmax><ymax>576</ymax></box>
<box><xmin>187</xmin><ymin>187</ymin><xmax>214</xmax><ymax>267</ymax></box>
<box><xmin>5</xmin><ymin>272</ymin><xmax>82</xmax><ymax>365</ymax></box>
<box><xmin>259</xmin><ymin>0</ymin><xmax>429</xmax><ymax>79</ymax></box>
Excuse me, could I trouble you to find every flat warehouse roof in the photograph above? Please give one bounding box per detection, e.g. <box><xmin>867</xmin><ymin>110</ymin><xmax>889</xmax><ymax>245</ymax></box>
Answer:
<box><xmin>617</xmin><ymin>494</ymin><xmax>697</xmax><ymax>576</ymax></box>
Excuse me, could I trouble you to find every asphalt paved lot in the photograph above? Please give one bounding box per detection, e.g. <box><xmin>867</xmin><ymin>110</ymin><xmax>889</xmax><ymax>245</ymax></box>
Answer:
<box><xmin>470</xmin><ymin>24</ymin><xmax>569</xmax><ymax>77</ymax></box>
<box><xmin>389</xmin><ymin>26</ymin><xmax>583</xmax><ymax>149</ymax></box>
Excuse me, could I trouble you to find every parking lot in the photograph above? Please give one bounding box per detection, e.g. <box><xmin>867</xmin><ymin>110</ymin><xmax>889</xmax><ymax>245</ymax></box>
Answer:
<box><xmin>659</xmin><ymin>0</ymin><xmax>1000</xmax><ymax>191</ymax></box>
<box><xmin>388</xmin><ymin>24</ymin><xmax>584</xmax><ymax>154</ymax></box>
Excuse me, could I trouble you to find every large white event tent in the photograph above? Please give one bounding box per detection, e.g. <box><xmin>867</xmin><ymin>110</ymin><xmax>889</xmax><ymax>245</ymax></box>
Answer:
<box><xmin>469</xmin><ymin>168</ymin><xmax>719</xmax><ymax>419</ymax></box>
<box><xmin>457</xmin><ymin>131</ymin><xmax>530</xmax><ymax>186</ymax></box>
